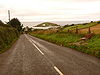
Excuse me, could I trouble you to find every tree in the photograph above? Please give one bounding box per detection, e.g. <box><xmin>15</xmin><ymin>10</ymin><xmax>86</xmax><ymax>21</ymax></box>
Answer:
<box><xmin>9</xmin><ymin>18</ymin><xmax>23</xmax><ymax>32</ymax></box>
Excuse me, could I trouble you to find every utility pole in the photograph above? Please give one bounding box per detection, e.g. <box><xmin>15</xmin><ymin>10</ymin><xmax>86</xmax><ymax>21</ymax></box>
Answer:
<box><xmin>8</xmin><ymin>10</ymin><xmax>10</xmax><ymax>22</ymax></box>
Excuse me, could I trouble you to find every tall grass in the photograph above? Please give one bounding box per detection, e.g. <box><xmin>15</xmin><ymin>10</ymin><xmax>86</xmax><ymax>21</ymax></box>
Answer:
<box><xmin>30</xmin><ymin>30</ymin><xmax>100</xmax><ymax>57</ymax></box>
<box><xmin>30</xmin><ymin>32</ymin><xmax>82</xmax><ymax>47</ymax></box>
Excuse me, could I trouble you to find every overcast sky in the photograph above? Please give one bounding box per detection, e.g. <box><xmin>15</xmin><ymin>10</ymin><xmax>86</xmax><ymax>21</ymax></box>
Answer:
<box><xmin>0</xmin><ymin>0</ymin><xmax>100</xmax><ymax>22</ymax></box>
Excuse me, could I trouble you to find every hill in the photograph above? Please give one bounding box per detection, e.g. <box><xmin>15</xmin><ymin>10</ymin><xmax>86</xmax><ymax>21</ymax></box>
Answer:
<box><xmin>35</xmin><ymin>22</ymin><xmax>60</xmax><ymax>27</ymax></box>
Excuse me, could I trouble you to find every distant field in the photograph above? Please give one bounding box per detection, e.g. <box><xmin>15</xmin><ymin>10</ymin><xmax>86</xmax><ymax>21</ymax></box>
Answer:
<box><xmin>80</xmin><ymin>24</ymin><xmax>100</xmax><ymax>34</ymax></box>
<box><xmin>63</xmin><ymin>22</ymin><xmax>98</xmax><ymax>33</ymax></box>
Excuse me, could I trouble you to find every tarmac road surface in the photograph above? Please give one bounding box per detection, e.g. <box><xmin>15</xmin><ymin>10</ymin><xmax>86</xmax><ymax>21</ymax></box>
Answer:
<box><xmin>0</xmin><ymin>34</ymin><xmax>100</xmax><ymax>75</ymax></box>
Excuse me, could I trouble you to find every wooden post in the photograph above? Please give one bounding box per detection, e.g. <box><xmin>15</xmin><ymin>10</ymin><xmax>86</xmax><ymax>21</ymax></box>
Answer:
<box><xmin>88</xmin><ymin>27</ymin><xmax>91</xmax><ymax>33</ymax></box>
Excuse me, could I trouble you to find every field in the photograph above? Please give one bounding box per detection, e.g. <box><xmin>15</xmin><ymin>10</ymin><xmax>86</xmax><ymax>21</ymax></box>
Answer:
<box><xmin>80</xmin><ymin>24</ymin><xmax>100</xmax><ymax>34</ymax></box>
<box><xmin>62</xmin><ymin>22</ymin><xmax>98</xmax><ymax>34</ymax></box>
<box><xmin>30</xmin><ymin>21</ymin><xmax>100</xmax><ymax>57</ymax></box>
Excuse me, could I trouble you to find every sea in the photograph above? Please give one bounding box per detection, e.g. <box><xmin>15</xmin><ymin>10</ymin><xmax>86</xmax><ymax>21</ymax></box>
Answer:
<box><xmin>22</xmin><ymin>21</ymin><xmax>91</xmax><ymax>27</ymax></box>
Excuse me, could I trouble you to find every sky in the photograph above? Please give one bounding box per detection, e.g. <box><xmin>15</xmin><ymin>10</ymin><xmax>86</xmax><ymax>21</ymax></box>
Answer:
<box><xmin>0</xmin><ymin>0</ymin><xmax>100</xmax><ymax>22</ymax></box>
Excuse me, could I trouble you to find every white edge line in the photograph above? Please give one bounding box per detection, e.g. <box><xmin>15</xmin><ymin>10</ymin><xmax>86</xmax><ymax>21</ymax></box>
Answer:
<box><xmin>25</xmin><ymin>34</ymin><xmax>44</xmax><ymax>55</ymax></box>
<box><xmin>54</xmin><ymin>66</ymin><xmax>64</xmax><ymax>75</ymax></box>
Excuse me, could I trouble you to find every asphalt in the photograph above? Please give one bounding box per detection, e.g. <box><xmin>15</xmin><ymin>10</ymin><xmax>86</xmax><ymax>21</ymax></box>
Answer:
<box><xmin>0</xmin><ymin>34</ymin><xmax>100</xmax><ymax>75</ymax></box>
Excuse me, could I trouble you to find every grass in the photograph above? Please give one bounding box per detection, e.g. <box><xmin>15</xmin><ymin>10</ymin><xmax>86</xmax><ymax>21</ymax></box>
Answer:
<box><xmin>87</xmin><ymin>35</ymin><xmax>100</xmax><ymax>50</ymax></box>
<box><xmin>31</xmin><ymin>32</ymin><xmax>82</xmax><ymax>45</ymax></box>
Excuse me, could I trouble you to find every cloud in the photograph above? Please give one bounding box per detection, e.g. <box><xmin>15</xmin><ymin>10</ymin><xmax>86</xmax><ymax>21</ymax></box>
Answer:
<box><xmin>0</xmin><ymin>0</ymin><xmax>100</xmax><ymax>21</ymax></box>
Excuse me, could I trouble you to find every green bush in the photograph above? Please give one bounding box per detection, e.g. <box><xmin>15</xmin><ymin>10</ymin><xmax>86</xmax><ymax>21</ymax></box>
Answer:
<box><xmin>0</xmin><ymin>26</ymin><xmax>19</xmax><ymax>53</ymax></box>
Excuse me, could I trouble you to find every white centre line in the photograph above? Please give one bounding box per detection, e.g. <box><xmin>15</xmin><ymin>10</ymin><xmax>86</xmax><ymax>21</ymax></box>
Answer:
<box><xmin>54</xmin><ymin>66</ymin><xmax>64</xmax><ymax>75</ymax></box>
<box><xmin>25</xmin><ymin>34</ymin><xmax>64</xmax><ymax>75</ymax></box>
<box><xmin>25</xmin><ymin>34</ymin><xmax>44</xmax><ymax>55</ymax></box>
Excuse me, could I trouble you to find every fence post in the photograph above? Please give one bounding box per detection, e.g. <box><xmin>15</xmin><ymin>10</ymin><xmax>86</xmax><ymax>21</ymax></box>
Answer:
<box><xmin>88</xmin><ymin>27</ymin><xmax>91</xmax><ymax>33</ymax></box>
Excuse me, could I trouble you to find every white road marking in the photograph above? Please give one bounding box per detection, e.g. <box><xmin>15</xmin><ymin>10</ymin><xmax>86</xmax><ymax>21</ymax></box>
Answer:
<box><xmin>31</xmin><ymin>39</ymin><xmax>44</xmax><ymax>55</ymax></box>
<box><xmin>54</xmin><ymin>66</ymin><xmax>64</xmax><ymax>75</ymax></box>
<box><xmin>25</xmin><ymin>34</ymin><xmax>64</xmax><ymax>75</ymax></box>
<box><xmin>25</xmin><ymin>34</ymin><xmax>44</xmax><ymax>55</ymax></box>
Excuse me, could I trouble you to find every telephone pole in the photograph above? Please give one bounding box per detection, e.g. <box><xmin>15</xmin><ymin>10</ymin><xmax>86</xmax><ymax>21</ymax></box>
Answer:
<box><xmin>8</xmin><ymin>10</ymin><xmax>10</xmax><ymax>22</ymax></box>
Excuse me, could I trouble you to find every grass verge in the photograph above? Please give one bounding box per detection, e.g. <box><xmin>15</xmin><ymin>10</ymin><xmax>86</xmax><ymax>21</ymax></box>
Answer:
<box><xmin>30</xmin><ymin>32</ymin><xmax>100</xmax><ymax>58</ymax></box>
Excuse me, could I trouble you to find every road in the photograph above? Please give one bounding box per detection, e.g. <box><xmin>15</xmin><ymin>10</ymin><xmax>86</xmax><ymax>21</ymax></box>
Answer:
<box><xmin>0</xmin><ymin>34</ymin><xmax>100</xmax><ymax>75</ymax></box>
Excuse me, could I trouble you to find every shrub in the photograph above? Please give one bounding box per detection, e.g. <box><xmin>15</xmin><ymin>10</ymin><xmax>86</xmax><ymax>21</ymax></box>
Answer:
<box><xmin>0</xmin><ymin>26</ymin><xmax>19</xmax><ymax>53</ymax></box>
